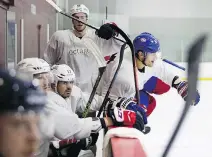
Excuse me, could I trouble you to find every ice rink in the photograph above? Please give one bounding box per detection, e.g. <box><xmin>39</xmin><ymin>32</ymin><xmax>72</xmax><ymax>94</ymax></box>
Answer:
<box><xmin>96</xmin><ymin>80</ymin><xmax>212</xmax><ymax>157</ymax></box>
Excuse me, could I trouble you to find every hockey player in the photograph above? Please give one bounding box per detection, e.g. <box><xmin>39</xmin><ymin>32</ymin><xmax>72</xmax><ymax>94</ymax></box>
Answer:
<box><xmin>49</xmin><ymin>64</ymin><xmax>148</xmax><ymax>156</ymax></box>
<box><xmin>43</xmin><ymin>4</ymin><xmax>120</xmax><ymax>93</ymax></box>
<box><xmin>0</xmin><ymin>70</ymin><xmax>47</xmax><ymax>157</ymax></box>
<box><xmin>102</xmin><ymin>32</ymin><xmax>200</xmax><ymax>124</ymax></box>
<box><xmin>16</xmin><ymin>58</ymin><xmax>145</xmax><ymax>157</ymax></box>
<box><xmin>50</xmin><ymin>64</ymin><xmax>103</xmax><ymax>113</ymax></box>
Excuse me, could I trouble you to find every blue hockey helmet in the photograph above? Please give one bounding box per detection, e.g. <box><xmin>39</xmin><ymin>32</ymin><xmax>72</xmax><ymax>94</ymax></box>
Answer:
<box><xmin>133</xmin><ymin>32</ymin><xmax>160</xmax><ymax>54</ymax></box>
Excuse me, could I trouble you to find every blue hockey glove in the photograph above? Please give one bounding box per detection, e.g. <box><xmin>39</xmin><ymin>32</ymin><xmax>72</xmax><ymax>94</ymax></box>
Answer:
<box><xmin>176</xmin><ymin>81</ymin><xmax>200</xmax><ymax>106</ymax></box>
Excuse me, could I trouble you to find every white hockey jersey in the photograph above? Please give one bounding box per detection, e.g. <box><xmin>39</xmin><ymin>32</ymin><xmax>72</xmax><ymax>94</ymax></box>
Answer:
<box><xmin>35</xmin><ymin>91</ymin><xmax>102</xmax><ymax>157</ymax></box>
<box><xmin>64</xmin><ymin>85</ymin><xmax>104</xmax><ymax>113</ymax></box>
<box><xmin>44</xmin><ymin>28</ymin><xmax>122</xmax><ymax>93</ymax></box>
<box><xmin>101</xmin><ymin>48</ymin><xmax>177</xmax><ymax>99</ymax></box>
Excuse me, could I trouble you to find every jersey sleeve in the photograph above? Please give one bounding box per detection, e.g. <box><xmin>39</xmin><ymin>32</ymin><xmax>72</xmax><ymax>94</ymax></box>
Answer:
<box><xmin>46</xmin><ymin>99</ymin><xmax>101</xmax><ymax>140</ymax></box>
<box><xmin>153</xmin><ymin>59</ymin><xmax>177</xmax><ymax>86</ymax></box>
<box><xmin>43</xmin><ymin>31</ymin><xmax>65</xmax><ymax>65</ymax></box>
<box><xmin>72</xmin><ymin>85</ymin><xmax>104</xmax><ymax>112</ymax></box>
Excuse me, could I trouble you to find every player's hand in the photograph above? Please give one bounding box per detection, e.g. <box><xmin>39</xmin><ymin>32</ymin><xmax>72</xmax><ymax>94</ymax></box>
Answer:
<box><xmin>109</xmin><ymin>97</ymin><xmax>148</xmax><ymax>124</ymax></box>
<box><xmin>177</xmin><ymin>81</ymin><xmax>200</xmax><ymax>106</ymax></box>
<box><xmin>96</xmin><ymin>23</ymin><xmax>116</xmax><ymax>40</ymax></box>
<box><xmin>107</xmin><ymin>107</ymin><xmax>145</xmax><ymax>132</ymax></box>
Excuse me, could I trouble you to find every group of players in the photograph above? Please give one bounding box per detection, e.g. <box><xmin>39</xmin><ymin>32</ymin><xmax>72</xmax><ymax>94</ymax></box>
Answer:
<box><xmin>0</xmin><ymin>3</ymin><xmax>200</xmax><ymax>157</ymax></box>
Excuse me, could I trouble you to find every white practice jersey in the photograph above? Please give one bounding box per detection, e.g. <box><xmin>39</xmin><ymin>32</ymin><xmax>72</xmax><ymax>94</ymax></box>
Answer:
<box><xmin>35</xmin><ymin>91</ymin><xmax>103</xmax><ymax>157</ymax></box>
<box><xmin>101</xmin><ymin>48</ymin><xmax>177</xmax><ymax>99</ymax></box>
<box><xmin>63</xmin><ymin>85</ymin><xmax>103</xmax><ymax>113</ymax></box>
<box><xmin>44</xmin><ymin>28</ymin><xmax>121</xmax><ymax>93</ymax></box>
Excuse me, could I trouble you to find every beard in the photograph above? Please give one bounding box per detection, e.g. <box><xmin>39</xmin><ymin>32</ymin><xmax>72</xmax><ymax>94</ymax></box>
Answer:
<box><xmin>73</xmin><ymin>24</ymin><xmax>86</xmax><ymax>32</ymax></box>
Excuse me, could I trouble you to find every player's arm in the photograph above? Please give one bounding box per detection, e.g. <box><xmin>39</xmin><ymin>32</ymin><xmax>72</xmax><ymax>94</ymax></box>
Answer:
<box><xmin>154</xmin><ymin>59</ymin><xmax>200</xmax><ymax>105</ymax></box>
<box><xmin>43</xmin><ymin>31</ymin><xmax>64</xmax><ymax>65</ymax></box>
<box><xmin>46</xmin><ymin>99</ymin><xmax>141</xmax><ymax>140</ymax></box>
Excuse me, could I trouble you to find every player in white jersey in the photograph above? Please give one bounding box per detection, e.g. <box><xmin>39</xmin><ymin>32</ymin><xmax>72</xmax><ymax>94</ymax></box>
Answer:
<box><xmin>50</xmin><ymin>64</ymin><xmax>103</xmax><ymax>113</ymax></box>
<box><xmin>16</xmin><ymin>58</ymin><xmax>145</xmax><ymax>157</ymax></box>
<box><xmin>43</xmin><ymin>4</ymin><xmax>121</xmax><ymax>93</ymax></box>
<box><xmin>102</xmin><ymin>32</ymin><xmax>200</xmax><ymax>126</ymax></box>
<box><xmin>49</xmin><ymin>64</ymin><xmax>149</xmax><ymax>157</ymax></box>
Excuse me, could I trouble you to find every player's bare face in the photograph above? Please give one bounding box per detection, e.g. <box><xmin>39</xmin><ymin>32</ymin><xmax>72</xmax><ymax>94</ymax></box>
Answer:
<box><xmin>0</xmin><ymin>113</ymin><xmax>40</xmax><ymax>157</ymax></box>
<box><xmin>72</xmin><ymin>13</ymin><xmax>87</xmax><ymax>32</ymax></box>
<box><xmin>145</xmin><ymin>53</ymin><xmax>157</xmax><ymax>67</ymax></box>
<box><xmin>57</xmin><ymin>81</ymin><xmax>74</xmax><ymax>98</ymax></box>
<box><xmin>33</xmin><ymin>72</ymin><xmax>50</xmax><ymax>92</ymax></box>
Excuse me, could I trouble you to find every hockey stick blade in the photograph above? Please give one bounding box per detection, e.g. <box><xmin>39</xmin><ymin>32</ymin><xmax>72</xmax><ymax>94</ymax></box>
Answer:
<box><xmin>161</xmin><ymin>34</ymin><xmax>208</xmax><ymax>157</ymax></box>
<box><xmin>97</xmin><ymin>43</ymin><xmax>126</xmax><ymax>117</ymax></box>
<box><xmin>45</xmin><ymin>0</ymin><xmax>125</xmax><ymax>43</ymax></box>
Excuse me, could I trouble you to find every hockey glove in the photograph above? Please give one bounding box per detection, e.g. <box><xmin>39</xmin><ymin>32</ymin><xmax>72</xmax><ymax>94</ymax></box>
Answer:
<box><xmin>112</xmin><ymin>97</ymin><xmax>148</xmax><ymax>124</ymax></box>
<box><xmin>176</xmin><ymin>81</ymin><xmax>200</xmax><ymax>106</ymax></box>
<box><xmin>107</xmin><ymin>107</ymin><xmax>145</xmax><ymax>132</ymax></box>
<box><xmin>96</xmin><ymin>23</ymin><xmax>116</xmax><ymax>40</ymax></box>
<box><xmin>107</xmin><ymin>107</ymin><xmax>136</xmax><ymax>126</ymax></box>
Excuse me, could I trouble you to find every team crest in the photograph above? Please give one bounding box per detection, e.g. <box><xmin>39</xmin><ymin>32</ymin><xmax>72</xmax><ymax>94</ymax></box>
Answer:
<box><xmin>140</xmin><ymin>38</ymin><xmax>146</xmax><ymax>42</ymax></box>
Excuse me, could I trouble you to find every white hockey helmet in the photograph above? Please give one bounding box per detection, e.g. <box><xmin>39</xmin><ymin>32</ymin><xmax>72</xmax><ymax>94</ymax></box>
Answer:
<box><xmin>70</xmin><ymin>4</ymin><xmax>89</xmax><ymax>17</ymax></box>
<box><xmin>16</xmin><ymin>58</ymin><xmax>50</xmax><ymax>80</ymax></box>
<box><xmin>51</xmin><ymin>64</ymin><xmax>75</xmax><ymax>86</ymax></box>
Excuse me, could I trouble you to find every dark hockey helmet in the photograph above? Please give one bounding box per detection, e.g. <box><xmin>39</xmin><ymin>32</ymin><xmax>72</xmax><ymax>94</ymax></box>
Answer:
<box><xmin>0</xmin><ymin>69</ymin><xmax>46</xmax><ymax>114</ymax></box>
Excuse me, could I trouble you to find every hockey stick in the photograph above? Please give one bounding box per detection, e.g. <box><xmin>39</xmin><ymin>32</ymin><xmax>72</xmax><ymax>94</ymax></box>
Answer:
<box><xmin>45</xmin><ymin>0</ymin><xmax>125</xmax><ymax>43</ymax></box>
<box><xmin>82</xmin><ymin>53</ymin><xmax>117</xmax><ymax>118</ymax></box>
<box><xmin>97</xmin><ymin>43</ymin><xmax>127</xmax><ymax>117</ymax></box>
<box><xmin>162</xmin><ymin>58</ymin><xmax>186</xmax><ymax>71</ymax></box>
<box><xmin>161</xmin><ymin>34</ymin><xmax>207</xmax><ymax>157</ymax></box>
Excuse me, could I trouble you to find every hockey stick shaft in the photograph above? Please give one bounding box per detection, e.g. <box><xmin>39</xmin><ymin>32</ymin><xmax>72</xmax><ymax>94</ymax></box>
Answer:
<box><xmin>45</xmin><ymin>0</ymin><xmax>125</xmax><ymax>43</ymax></box>
<box><xmin>161</xmin><ymin>34</ymin><xmax>207</xmax><ymax>157</ymax></box>
<box><xmin>82</xmin><ymin>53</ymin><xmax>118</xmax><ymax>118</ymax></box>
<box><xmin>162</xmin><ymin>58</ymin><xmax>186</xmax><ymax>71</ymax></box>
<box><xmin>97</xmin><ymin>43</ymin><xmax>126</xmax><ymax>117</ymax></box>
<box><xmin>82</xmin><ymin>67</ymin><xmax>106</xmax><ymax>118</ymax></box>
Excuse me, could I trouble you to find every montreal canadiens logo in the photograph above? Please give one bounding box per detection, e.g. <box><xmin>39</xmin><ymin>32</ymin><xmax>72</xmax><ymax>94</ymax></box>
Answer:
<box><xmin>140</xmin><ymin>38</ymin><xmax>146</xmax><ymax>42</ymax></box>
